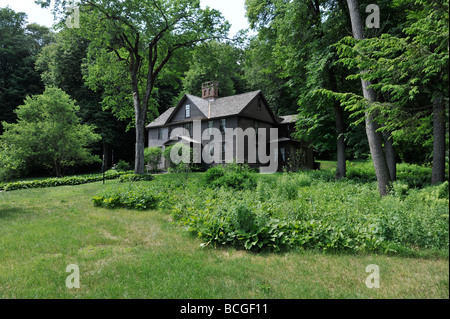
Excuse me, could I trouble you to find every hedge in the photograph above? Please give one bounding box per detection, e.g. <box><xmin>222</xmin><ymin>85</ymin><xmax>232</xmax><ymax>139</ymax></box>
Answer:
<box><xmin>0</xmin><ymin>170</ymin><xmax>130</xmax><ymax>191</ymax></box>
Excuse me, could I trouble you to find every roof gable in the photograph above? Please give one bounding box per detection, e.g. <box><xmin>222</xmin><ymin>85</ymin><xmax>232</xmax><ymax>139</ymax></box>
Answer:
<box><xmin>146</xmin><ymin>90</ymin><xmax>279</xmax><ymax>128</ymax></box>
<box><xmin>166</xmin><ymin>95</ymin><xmax>208</xmax><ymax>123</ymax></box>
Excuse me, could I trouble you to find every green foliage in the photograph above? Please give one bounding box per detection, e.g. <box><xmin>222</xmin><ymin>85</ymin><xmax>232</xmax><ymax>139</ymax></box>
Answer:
<box><xmin>0</xmin><ymin>170</ymin><xmax>127</xmax><ymax>191</ymax></box>
<box><xmin>92</xmin><ymin>185</ymin><xmax>159</xmax><ymax>210</ymax></box>
<box><xmin>144</xmin><ymin>147</ymin><xmax>163</xmax><ymax>173</ymax></box>
<box><xmin>1</xmin><ymin>87</ymin><xmax>101</xmax><ymax>177</ymax></box>
<box><xmin>118</xmin><ymin>174</ymin><xmax>155</xmax><ymax>183</ymax></box>
<box><xmin>0</xmin><ymin>7</ymin><xmax>53</xmax><ymax>131</ymax></box>
<box><xmin>203</xmin><ymin>163</ymin><xmax>257</xmax><ymax>190</ymax></box>
<box><xmin>0</xmin><ymin>142</ymin><xmax>24</xmax><ymax>182</ymax></box>
<box><xmin>91</xmin><ymin>162</ymin><xmax>449</xmax><ymax>254</ymax></box>
<box><xmin>181</xmin><ymin>41</ymin><xmax>246</xmax><ymax>98</ymax></box>
<box><xmin>113</xmin><ymin>160</ymin><xmax>131</xmax><ymax>171</ymax></box>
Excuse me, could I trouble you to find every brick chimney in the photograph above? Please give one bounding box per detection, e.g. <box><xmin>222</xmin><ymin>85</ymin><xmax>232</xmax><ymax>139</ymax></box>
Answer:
<box><xmin>202</xmin><ymin>81</ymin><xmax>219</xmax><ymax>100</ymax></box>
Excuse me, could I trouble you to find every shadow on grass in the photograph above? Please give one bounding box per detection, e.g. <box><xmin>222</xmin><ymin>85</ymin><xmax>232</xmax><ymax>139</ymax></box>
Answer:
<box><xmin>0</xmin><ymin>207</ymin><xmax>30</xmax><ymax>220</ymax></box>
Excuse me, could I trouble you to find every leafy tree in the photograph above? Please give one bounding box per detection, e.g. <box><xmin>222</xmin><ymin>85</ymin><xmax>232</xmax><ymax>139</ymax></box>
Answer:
<box><xmin>40</xmin><ymin>0</ymin><xmax>230</xmax><ymax>174</ymax></box>
<box><xmin>0</xmin><ymin>7</ymin><xmax>53</xmax><ymax>132</ymax></box>
<box><xmin>182</xmin><ymin>41</ymin><xmax>246</xmax><ymax>98</ymax></box>
<box><xmin>245</xmin><ymin>0</ymin><xmax>354</xmax><ymax>178</ymax></box>
<box><xmin>335</xmin><ymin>0</ymin><xmax>448</xmax><ymax>184</ymax></box>
<box><xmin>0</xmin><ymin>142</ymin><xmax>24</xmax><ymax>182</ymax></box>
<box><xmin>36</xmin><ymin>28</ymin><xmax>135</xmax><ymax>169</ymax></box>
<box><xmin>1</xmin><ymin>87</ymin><xmax>101</xmax><ymax>177</ymax></box>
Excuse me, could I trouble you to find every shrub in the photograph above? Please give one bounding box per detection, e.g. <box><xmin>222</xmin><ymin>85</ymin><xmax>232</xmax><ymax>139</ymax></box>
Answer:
<box><xmin>92</xmin><ymin>185</ymin><xmax>159</xmax><ymax>210</ymax></box>
<box><xmin>119</xmin><ymin>174</ymin><xmax>154</xmax><ymax>183</ymax></box>
<box><xmin>203</xmin><ymin>163</ymin><xmax>257</xmax><ymax>190</ymax></box>
<box><xmin>91</xmin><ymin>162</ymin><xmax>449</xmax><ymax>254</ymax></box>
<box><xmin>144</xmin><ymin>147</ymin><xmax>162</xmax><ymax>173</ymax></box>
<box><xmin>0</xmin><ymin>142</ymin><xmax>24</xmax><ymax>182</ymax></box>
<box><xmin>390</xmin><ymin>181</ymin><xmax>410</xmax><ymax>199</ymax></box>
<box><xmin>0</xmin><ymin>170</ymin><xmax>127</xmax><ymax>191</ymax></box>
<box><xmin>203</xmin><ymin>166</ymin><xmax>225</xmax><ymax>184</ymax></box>
<box><xmin>114</xmin><ymin>160</ymin><xmax>131</xmax><ymax>171</ymax></box>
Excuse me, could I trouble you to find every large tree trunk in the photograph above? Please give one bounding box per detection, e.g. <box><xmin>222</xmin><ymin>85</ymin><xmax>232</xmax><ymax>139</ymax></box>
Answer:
<box><xmin>432</xmin><ymin>94</ymin><xmax>446</xmax><ymax>184</ymax></box>
<box><xmin>134</xmin><ymin>93</ymin><xmax>147</xmax><ymax>175</ymax></box>
<box><xmin>346</xmin><ymin>0</ymin><xmax>392</xmax><ymax>196</ymax></box>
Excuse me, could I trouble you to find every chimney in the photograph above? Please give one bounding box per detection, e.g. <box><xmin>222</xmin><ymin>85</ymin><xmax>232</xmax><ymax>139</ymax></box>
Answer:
<box><xmin>202</xmin><ymin>81</ymin><xmax>219</xmax><ymax>101</ymax></box>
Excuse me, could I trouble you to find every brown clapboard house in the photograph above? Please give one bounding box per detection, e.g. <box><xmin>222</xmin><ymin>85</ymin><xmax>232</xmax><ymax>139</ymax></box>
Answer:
<box><xmin>146</xmin><ymin>82</ymin><xmax>315</xmax><ymax>172</ymax></box>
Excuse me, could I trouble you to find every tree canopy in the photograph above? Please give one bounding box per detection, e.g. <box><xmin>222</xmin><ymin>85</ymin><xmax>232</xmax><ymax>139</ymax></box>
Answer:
<box><xmin>1</xmin><ymin>87</ymin><xmax>101</xmax><ymax>177</ymax></box>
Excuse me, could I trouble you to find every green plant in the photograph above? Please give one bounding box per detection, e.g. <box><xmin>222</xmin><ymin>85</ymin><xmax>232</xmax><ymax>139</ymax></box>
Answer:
<box><xmin>203</xmin><ymin>164</ymin><xmax>257</xmax><ymax>190</ymax></box>
<box><xmin>114</xmin><ymin>160</ymin><xmax>131</xmax><ymax>171</ymax></box>
<box><xmin>92</xmin><ymin>185</ymin><xmax>159</xmax><ymax>210</ymax></box>
<box><xmin>118</xmin><ymin>174</ymin><xmax>155</xmax><ymax>183</ymax></box>
<box><xmin>0</xmin><ymin>170</ymin><xmax>128</xmax><ymax>191</ymax></box>
<box><xmin>144</xmin><ymin>147</ymin><xmax>162</xmax><ymax>173</ymax></box>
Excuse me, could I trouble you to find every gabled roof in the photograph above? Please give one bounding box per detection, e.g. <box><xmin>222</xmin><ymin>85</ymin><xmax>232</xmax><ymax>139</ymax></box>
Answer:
<box><xmin>146</xmin><ymin>107</ymin><xmax>176</xmax><ymax>128</ymax></box>
<box><xmin>146</xmin><ymin>90</ymin><xmax>278</xmax><ymax>129</ymax></box>
<box><xmin>207</xmin><ymin>90</ymin><xmax>261</xmax><ymax>118</ymax></box>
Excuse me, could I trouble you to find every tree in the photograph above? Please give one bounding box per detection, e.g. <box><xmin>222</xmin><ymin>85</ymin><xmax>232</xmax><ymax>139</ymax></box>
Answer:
<box><xmin>40</xmin><ymin>0</ymin><xmax>230</xmax><ymax>174</ymax></box>
<box><xmin>0</xmin><ymin>7</ymin><xmax>53</xmax><ymax>132</ymax></box>
<box><xmin>345</xmin><ymin>0</ymin><xmax>392</xmax><ymax>195</ymax></box>
<box><xmin>335</xmin><ymin>0</ymin><xmax>448</xmax><ymax>184</ymax></box>
<box><xmin>182</xmin><ymin>41</ymin><xmax>246</xmax><ymax>98</ymax></box>
<box><xmin>36</xmin><ymin>28</ymin><xmax>135</xmax><ymax>170</ymax></box>
<box><xmin>245</xmin><ymin>0</ymin><xmax>352</xmax><ymax>178</ymax></box>
<box><xmin>0</xmin><ymin>142</ymin><xmax>24</xmax><ymax>182</ymax></box>
<box><xmin>1</xmin><ymin>87</ymin><xmax>101</xmax><ymax>177</ymax></box>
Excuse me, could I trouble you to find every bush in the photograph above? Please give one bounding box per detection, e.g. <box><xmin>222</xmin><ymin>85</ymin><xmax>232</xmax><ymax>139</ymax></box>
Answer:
<box><xmin>0</xmin><ymin>170</ymin><xmax>127</xmax><ymax>191</ymax></box>
<box><xmin>203</xmin><ymin>163</ymin><xmax>257</xmax><ymax>190</ymax></box>
<box><xmin>144</xmin><ymin>147</ymin><xmax>162</xmax><ymax>173</ymax></box>
<box><xmin>0</xmin><ymin>142</ymin><xmax>24</xmax><ymax>182</ymax></box>
<box><xmin>114</xmin><ymin>160</ymin><xmax>131</xmax><ymax>171</ymax></box>
<box><xmin>93</xmin><ymin>185</ymin><xmax>158</xmax><ymax>210</ymax></box>
<box><xmin>91</xmin><ymin>162</ymin><xmax>449</xmax><ymax>254</ymax></box>
<box><xmin>119</xmin><ymin>174</ymin><xmax>155</xmax><ymax>183</ymax></box>
<box><xmin>203</xmin><ymin>166</ymin><xmax>225</xmax><ymax>184</ymax></box>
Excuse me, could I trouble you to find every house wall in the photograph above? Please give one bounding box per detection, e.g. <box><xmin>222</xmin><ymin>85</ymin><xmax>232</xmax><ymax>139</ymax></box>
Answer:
<box><xmin>148</xmin><ymin>127</ymin><xmax>169</xmax><ymax>148</ymax></box>
<box><xmin>240</xmin><ymin>96</ymin><xmax>274</xmax><ymax>123</ymax></box>
<box><xmin>170</xmin><ymin>97</ymin><xmax>205</xmax><ymax>122</ymax></box>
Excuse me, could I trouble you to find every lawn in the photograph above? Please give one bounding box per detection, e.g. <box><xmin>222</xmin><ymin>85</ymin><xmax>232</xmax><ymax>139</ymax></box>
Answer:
<box><xmin>0</xmin><ymin>162</ymin><xmax>448</xmax><ymax>299</ymax></box>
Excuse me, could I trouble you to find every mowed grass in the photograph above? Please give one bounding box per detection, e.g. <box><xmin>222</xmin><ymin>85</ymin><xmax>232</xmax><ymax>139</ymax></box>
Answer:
<box><xmin>0</xmin><ymin>177</ymin><xmax>448</xmax><ymax>299</ymax></box>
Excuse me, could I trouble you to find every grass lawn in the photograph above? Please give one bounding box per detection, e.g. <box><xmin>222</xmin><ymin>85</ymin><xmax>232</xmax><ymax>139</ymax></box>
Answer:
<box><xmin>0</xmin><ymin>172</ymin><xmax>448</xmax><ymax>299</ymax></box>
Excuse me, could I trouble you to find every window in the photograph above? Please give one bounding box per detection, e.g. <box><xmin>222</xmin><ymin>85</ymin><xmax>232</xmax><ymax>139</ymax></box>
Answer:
<box><xmin>257</xmin><ymin>100</ymin><xmax>262</xmax><ymax>111</ymax></box>
<box><xmin>220</xmin><ymin>119</ymin><xmax>226</xmax><ymax>134</ymax></box>
<box><xmin>183</xmin><ymin>123</ymin><xmax>192</xmax><ymax>137</ymax></box>
<box><xmin>158</xmin><ymin>128</ymin><xmax>163</xmax><ymax>140</ymax></box>
<box><xmin>208</xmin><ymin>120</ymin><xmax>214</xmax><ymax>134</ymax></box>
<box><xmin>221</xmin><ymin>142</ymin><xmax>226</xmax><ymax>162</ymax></box>
<box><xmin>185</xmin><ymin>104</ymin><xmax>191</xmax><ymax>118</ymax></box>
<box><xmin>280</xmin><ymin>147</ymin><xmax>286</xmax><ymax>162</ymax></box>
<box><xmin>254</xmin><ymin>121</ymin><xmax>259</xmax><ymax>135</ymax></box>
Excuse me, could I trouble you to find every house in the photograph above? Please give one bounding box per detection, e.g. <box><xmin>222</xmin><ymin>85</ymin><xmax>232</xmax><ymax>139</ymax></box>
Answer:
<box><xmin>146</xmin><ymin>82</ymin><xmax>315</xmax><ymax>172</ymax></box>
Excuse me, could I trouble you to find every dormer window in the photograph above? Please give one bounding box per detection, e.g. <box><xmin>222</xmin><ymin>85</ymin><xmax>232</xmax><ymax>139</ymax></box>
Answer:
<box><xmin>185</xmin><ymin>104</ymin><xmax>191</xmax><ymax>118</ymax></box>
